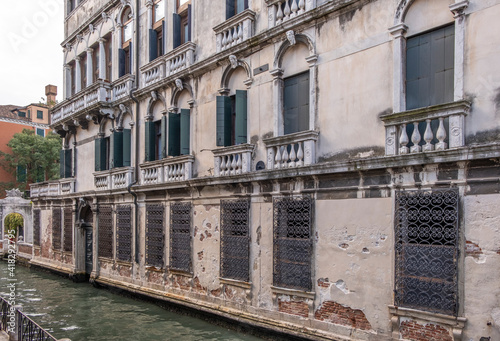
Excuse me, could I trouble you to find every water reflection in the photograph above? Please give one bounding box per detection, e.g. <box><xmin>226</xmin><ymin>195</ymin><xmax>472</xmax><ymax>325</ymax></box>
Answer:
<box><xmin>0</xmin><ymin>262</ymin><xmax>262</xmax><ymax>341</ymax></box>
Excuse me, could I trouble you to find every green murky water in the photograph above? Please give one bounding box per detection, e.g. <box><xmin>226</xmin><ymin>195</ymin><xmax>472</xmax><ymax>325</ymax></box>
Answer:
<box><xmin>0</xmin><ymin>261</ymin><xmax>263</xmax><ymax>341</ymax></box>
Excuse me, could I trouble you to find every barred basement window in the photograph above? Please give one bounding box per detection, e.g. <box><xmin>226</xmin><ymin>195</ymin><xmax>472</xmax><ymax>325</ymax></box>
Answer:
<box><xmin>52</xmin><ymin>208</ymin><xmax>62</xmax><ymax>250</ymax></box>
<box><xmin>220</xmin><ymin>199</ymin><xmax>250</xmax><ymax>281</ymax></box>
<box><xmin>98</xmin><ymin>206</ymin><xmax>113</xmax><ymax>258</ymax></box>
<box><xmin>273</xmin><ymin>196</ymin><xmax>313</xmax><ymax>291</ymax></box>
<box><xmin>394</xmin><ymin>189</ymin><xmax>459</xmax><ymax>315</ymax></box>
<box><xmin>63</xmin><ymin>208</ymin><xmax>73</xmax><ymax>252</ymax></box>
<box><xmin>116</xmin><ymin>205</ymin><xmax>132</xmax><ymax>262</ymax></box>
<box><xmin>33</xmin><ymin>210</ymin><xmax>41</xmax><ymax>247</ymax></box>
<box><xmin>170</xmin><ymin>202</ymin><xmax>191</xmax><ymax>272</ymax></box>
<box><xmin>146</xmin><ymin>204</ymin><xmax>164</xmax><ymax>267</ymax></box>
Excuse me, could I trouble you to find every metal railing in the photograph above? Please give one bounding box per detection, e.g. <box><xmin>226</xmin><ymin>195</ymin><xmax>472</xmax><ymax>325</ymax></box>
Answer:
<box><xmin>0</xmin><ymin>296</ymin><xmax>58</xmax><ymax>341</ymax></box>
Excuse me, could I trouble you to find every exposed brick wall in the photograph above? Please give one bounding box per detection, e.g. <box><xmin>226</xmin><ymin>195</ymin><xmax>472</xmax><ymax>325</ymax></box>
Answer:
<box><xmin>278</xmin><ymin>299</ymin><xmax>309</xmax><ymax>318</ymax></box>
<box><xmin>315</xmin><ymin>301</ymin><xmax>372</xmax><ymax>330</ymax></box>
<box><xmin>466</xmin><ymin>241</ymin><xmax>483</xmax><ymax>257</ymax></box>
<box><xmin>400</xmin><ymin>320</ymin><xmax>452</xmax><ymax>341</ymax></box>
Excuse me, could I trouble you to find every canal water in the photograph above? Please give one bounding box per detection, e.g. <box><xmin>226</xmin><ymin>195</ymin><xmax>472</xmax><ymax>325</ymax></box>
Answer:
<box><xmin>0</xmin><ymin>261</ymin><xmax>263</xmax><ymax>341</ymax></box>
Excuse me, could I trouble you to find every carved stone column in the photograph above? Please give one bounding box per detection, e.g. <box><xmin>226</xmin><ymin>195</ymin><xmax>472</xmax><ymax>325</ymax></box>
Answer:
<box><xmin>450</xmin><ymin>1</ymin><xmax>469</xmax><ymax>101</ymax></box>
<box><xmin>86</xmin><ymin>48</ymin><xmax>93</xmax><ymax>87</ymax></box>
<box><xmin>389</xmin><ymin>23</ymin><xmax>408</xmax><ymax>113</ymax></box>
<box><xmin>75</xmin><ymin>56</ymin><xmax>82</xmax><ymax>93</ymax></box>
<box><xmin>98</xmin><ymin>38</ymin><xmax>107</xmax><ymax>80</ymax></box>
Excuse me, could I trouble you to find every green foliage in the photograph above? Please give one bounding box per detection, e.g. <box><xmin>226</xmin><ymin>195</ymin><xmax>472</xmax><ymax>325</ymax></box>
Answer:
<box><xmin>4</xmin><ymin>213</ymin><xmax>23</xmax><ymax>237</ymax></box>
<box><xmin>0</xmin><ymin>129</ymin><xmax>62</xmax><ymax>191</ymax></box>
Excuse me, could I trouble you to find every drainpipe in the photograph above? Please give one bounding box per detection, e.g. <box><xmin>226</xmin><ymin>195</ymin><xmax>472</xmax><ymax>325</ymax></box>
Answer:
<box><xmin>127</xmin><ymin>0</ymin><xmax>141</xmax><ymax>265</ymax></box>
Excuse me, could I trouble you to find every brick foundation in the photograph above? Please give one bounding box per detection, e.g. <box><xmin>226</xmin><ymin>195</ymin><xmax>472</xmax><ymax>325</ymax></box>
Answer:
<box><xmin>315</xmin><ymin>301</ymin><xmax>372</xmax><ymax>330</ymax></box>
<box><xmin>400</xmin><ymin>320</ymin><xmax>452</xmax><ymax>341</ymax></box>
<box><xmin>278</xmin><ymin>299</ymin><xmax>309</xmax><ymax>318</ymax></box>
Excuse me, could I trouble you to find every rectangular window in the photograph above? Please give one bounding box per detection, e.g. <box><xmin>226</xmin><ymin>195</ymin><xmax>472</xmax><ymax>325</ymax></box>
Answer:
<box><xmin>60</xmin><ymin>148</ymin><xmax>72</xmax><ymax>178</ymax></box>
<box><xmin>116</xmin><ymin>205</ymin><xmax>132</xmax><ymax>262</ymax></box>
<box><xmin>36</xmin><ymin>128</ymin><xmax>45</xmax><ymax>137</ymax></box>
<box><xmin>168</xmin><ymin>110</ymin><xmax>190</xmax><ymax>156</ymax></box>
<box><xmin>155</xmin><ymin>120</ymin><xmax>162</xmax><ymax>160</ymax></box>
<box><xmin>52</xmin><ymin>208</ymin><xmax>62</xmax><ymax>250</ymax></box>
<box><xmin>170</xmin><ymin>202</ymin><xmax>191</xmax><ymax>272</ymax></box>
<box><xmin>216</xmin><ymin>90</ymin><xmax>247</xmax><ymax>146</ymax></box>
<box><xmin>173</xmin><ymin>1</ymin><xmax>191</xmax><ymax>49</ymax></box>
<box><xmin>94</xmin><ymin>137</ymin><xmax>109</xmax><ymax>171</ymax></box>
<box><xmin>37</xmin><ymin>110</ymin><xmax>43</xmax><ymax>119</ymax></box>
<box><xmin>146</xmin><ymin>204</ymin><xmax>164</xmax><ymax>267</ymax></box>
<box><xmin>154</xmin><ymin>0</ymin><xmax>165</xmax><ymax>22</ymax></box>
<box><xmin>93</xmin><ymin>47</ymin><xmax>100</xmax><ymax>82</ymax></box>
<box><xmin>81</xmin><ymin>53</ymin><xmax>87</xmax><ymax>88</ymax></box>
<box><xmin>16</xmin><ymin>165</ymin><xmax>26</xmax><ymax>182</ymax></box>
<box><xmin>220</xmin><ymin>199</ymin><xmax>250</xmax><ymax>281</ymax></box>
<box><xmin>106</xmin><ymin>37</ymin><xmax>112</xmax><ymax>82</ymax></box>
<box><xmin>406</xmin><ymin>24</ymin><xmax>455</xmax><ymax>110</ymax></box>
<box><xmin>226</xmin><ymin>0</ymin><xmax>248</xmax><ymax>19</ymax></box>
<box><xmin>18</xmin><ymin>111</ymin><xmax>26</xmax><ymax>118</ymax></box>
<box><xmin>394</xmin><ymin>189</ymin><xmax>459</xmax><ymax>315</ymax></box>
<box><xmin>33</xmin><ymin>210</ymin><xmax>41</xmax><ymax>247</ymax></box>
<box><xmin>284</xmin><ymin>71</ymin><xmax>309</xmax><ymax>135</ymax></box>
<box><xmin>273</xmin><ymin>196</ymin><xmax>313</xmax><ymax>291</ymax></box>
<box><xmin>63</xmin><ymin>207</ymin><xmax>73</xmax><ymax>252</ymax></box>
<box><xmin>98</xmin><ymin>206</ymin><xmax>113</xmax><ymax>258</ymax></box>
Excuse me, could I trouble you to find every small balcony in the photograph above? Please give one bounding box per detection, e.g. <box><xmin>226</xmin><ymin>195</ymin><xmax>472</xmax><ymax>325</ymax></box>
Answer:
<box><xmin>263</xmin><ymin>130</ymin><xmax>319</xmax><ymax>169</ymax></box>
<box><xmin>30</xmin><ymin>178</ymin><xmax>76</xmax><ymax>198</ymax></box>
<box><xmin>380</xmin><ymin>101</ymin><xmax>471</xmax><ymax>156</ymax></box>
<box><xmin>51</xmin><ymin>81</ymin><xmax>111</xmax><ymax>124</ymax></box>
<box><xmin>141</xmin><ymin>57</ymin><xmax>165</xmax><ymax>88</ymax></box>
<box><xmin>212</xmin><ymin>144</ymin><xmax>255</xmax><ymax>176</ymax></box>
<box><xmin>112</xmin><ymin>74</ymin><xmax>135</xmax><ymax>102</ymax></box>
<box><xmin>265</xmin><ymin>0</ymin><xmax>317</xmax><ymax>28</ymax></box>
<box><xmin>93</xmin><ymin>167</ymin><xmax>134</xmax><ymax>191</ymax></box>
<box><xmin>165</xmin><ymin>42</ymin><xmax>196</xmax><ymax>77</ymax></box>
<box><xmin>213</xmin><ymin>10</ymin><xmax>256</xmax><ymax>53</ymax></box>
<box><xmin>140</xmin><ymin>155</ymin><xmax>194</xmax><ymax>185</ymax></box>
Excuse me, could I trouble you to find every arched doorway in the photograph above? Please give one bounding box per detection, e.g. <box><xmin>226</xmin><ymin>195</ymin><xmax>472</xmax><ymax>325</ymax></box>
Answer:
<box><xmin>79</xmin><ymin>204</ymin><xmax>94</xmax><ymax>276</ymax></box>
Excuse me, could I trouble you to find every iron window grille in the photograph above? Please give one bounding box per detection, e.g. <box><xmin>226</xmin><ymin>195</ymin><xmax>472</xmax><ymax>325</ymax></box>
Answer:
<box><xmin>273</xmin><ymin>196</ymin><xmax>313</xmax><ymax>291</ymax></box>
<box><xmin>33</xmin><ymin>210</ymin><xmax>41</xmax><ymax>247</ymax></box>
<box><xmin>116</xmin><ymin>205</ymin><xmax>132</xmax><ymax>262</ymax></box>
<box><xmin>98</xmin><ymin>206</ymin><xmax>113</xmax><ymax>258</ymax></box>
<box><xmin>220</xmin><ymin>199</ymin><xmax>250</xmax><ymax>282</ymax></box>
<box><xmin>169</xmin><ymin>202</ymin><xmax>191</xmax><ymax>272</ymax></box>
<box><xmin>394</xmin><ymin>189</ymin><xmax>459</xmax><ymax>316</ymax></box>
<box><xmin>63</xmin><ymin>208</ymin><xmax>73</xmax><ymax>252</ymax></box>
<box><xmin>146</xmin><ymin>204</ymin><xmax>165</xmax><ymax>267</ymax></box>
<box><xmin>52</xmin><ymin>208</ymin><xmax>61</xmax><ymax>250</ymax></box>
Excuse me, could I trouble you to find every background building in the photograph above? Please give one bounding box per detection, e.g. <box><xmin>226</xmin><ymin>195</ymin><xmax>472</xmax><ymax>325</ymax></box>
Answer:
<box><xmin>30</xmin><ymin>0</ymin><xmax>500</xmax><ymax>340</ymax></box>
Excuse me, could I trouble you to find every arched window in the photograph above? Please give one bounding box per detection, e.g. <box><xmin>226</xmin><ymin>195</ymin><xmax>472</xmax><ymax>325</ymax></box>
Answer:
<box><xmin>173</xmin><ymin>0</ymin><xmax>192</xmax><ymax>49</ymax></box>
<box><xmin>149</xmin><ymin>0</ymin><xmax>165</xmax><ymax>62</ymax></box>
<box><xmin>119</xmin><ymin>6</ymin><xmax>133</xmax><ymax>77</ymax></box>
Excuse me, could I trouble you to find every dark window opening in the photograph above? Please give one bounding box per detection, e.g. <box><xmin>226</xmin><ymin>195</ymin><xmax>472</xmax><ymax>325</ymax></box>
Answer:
<box><xmin>226</xmin><ymin>0</ymin><xmax>248</xmax><ymax>19</ymax></box>
<box><xmin>36</xmin><ymin>110</ymin><xmax>43</xmax><ymax>119</ymax></box>
<box><xmin>284</xmin><ymin>71</ymin><xmax>309</xmax><ymax>135</ymax></box>
<box><xmin>98</xmin><ymin>206</ymin><xmax>113</xmax><ymax>258</ymax></box>
<box><xmin>146</xmin><ymin>204</ymin><xmax>164</xmax><ymax>267</ymax></box>
<box><xmin>170</xmin><ymin>202</ymin><xmax>191</xmax><ymax>272</ymax></box>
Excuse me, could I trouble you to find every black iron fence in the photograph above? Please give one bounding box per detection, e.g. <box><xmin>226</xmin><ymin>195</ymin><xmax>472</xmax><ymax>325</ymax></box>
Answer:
<box><xmin>0</xmin><ymin>295</ymin><xmax>58</xmax><ymax>341</ymax></box>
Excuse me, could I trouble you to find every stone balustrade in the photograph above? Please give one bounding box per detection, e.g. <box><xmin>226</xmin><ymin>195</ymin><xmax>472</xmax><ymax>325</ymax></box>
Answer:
<box><xmin>266</xmin><ymin>0</ymin><xmax>316</xmax><ymax>28</ymax></box>
<box><xmin>51</xmin><ymin>80</ymin><xmax>111</xmax><ymax>124</ymax></box>
<box><xmin>212</xmin><ymin>144</ymin><xmax>255</xmax><ymax>176</ymax></box>
<box><xmin>263</xmin><ymin>130</ymin><xmax>319</xmax><ymax>169</ymax></box>
<box><xmin>165</xmin><ymin>42</ymin><xmax>196</xmax><ymax>77</ymax></box>
<box><xmin>112</xmin><ymin>75</ymin><xmax>135</xmax><ymax>101</ymax></box>
<box><xmin>214</xmin><ymin>10</ymin><xmax>256</xmax><ymax>52</ymax></box>
<box><xmin>141</xmin><ymin>57</ymin><xmax>165</xmax><ymax>88</ymax></box>
<box><xmin>30</xmin><ymin>178</ymin><xmax>76</xmax><ymax>198</ymax></box>
<box><xmin>380</xmin><ymin>101</ymin><xmax>471</xmax><ymax>156</ymax></box>
<box><xmin>94</xmin><ymin>167</ymin><xmax>134</xmax><ymax>191</ymax></box>
<box><xmin>140</xmin><ymin>155</ymin><xmax>194</xmax><ymax>185</ymax></box>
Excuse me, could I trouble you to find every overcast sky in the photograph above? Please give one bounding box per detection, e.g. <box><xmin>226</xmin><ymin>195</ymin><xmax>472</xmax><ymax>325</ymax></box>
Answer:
<box><xmin>0</xmin><ymin>1</ymin><xmax>64</xmax><ymax>106</ymax></box>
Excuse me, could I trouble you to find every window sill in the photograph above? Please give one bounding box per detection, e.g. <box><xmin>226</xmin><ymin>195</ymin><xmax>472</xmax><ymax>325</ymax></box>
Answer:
<box><xmin>168</xmin><ymin>268</ymin><xmax>192</xmax><ymax>277</ymax></box>
<box><xmin>271</xmin><ymin>286</ymin><xmax>315</xmax><ymax>299</ymax></box>
<box><xmin>146</xmin><ymin>266</ymin><xmax>165</xmax><ymax>273</ymax></box>
<box><xmin>220</xmin><ymin>278</ymin><xmax>251</xmax><ymax>289</ymax></box>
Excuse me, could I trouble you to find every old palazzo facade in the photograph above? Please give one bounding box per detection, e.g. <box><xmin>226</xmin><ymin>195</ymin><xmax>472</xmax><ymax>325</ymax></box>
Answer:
<box><xmin>30</xmin><ymin>0</ymin><xmax>500</xmax><ymax>340</ymax></box>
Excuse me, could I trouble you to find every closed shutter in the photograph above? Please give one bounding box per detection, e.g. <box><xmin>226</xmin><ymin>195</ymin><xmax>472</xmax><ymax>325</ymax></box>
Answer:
<box><xmin>122</xmin><ymin>129</ymin><xmax>131</xmax><ymax>167</ymax></box>
<box><xmin>17</xmin><ymin>165</ymin><xmax>26</xmax><ymax>183</ymax></box>
<box><xmin>187</xmin><ymin>5</ymin><xmax>192</xmax><ymax>42</ymax></box>
<box><xmin>118</xmin><ymin>48</ymin><xmax>126</xmax><ymax>78</ymax></box>
<box><xmin>284</xmin><ymin>72</ymin><xmax>309</xmax><ymax>135</ymax></box>
<box><xmin>168</xmin><ymin>113</ymin><xmax>181</xmax><ymax>156</ymax></box>
<box><xmin>64</xmin><ymin>149</ymin><xmax>72</xmax><ymax>178</ymax></box>
<box><xmin>235</xmin><ymin>90</ymin><xmax>247</xmax><ymax>145</ymax></box>
<box><xmin>113</xmin><ymin>131</ymin><xmax>123</xmax><ymax>168</ymax></box>
<box><xmin>180</xmin><ymin>109</ymin><xmax>190</xmax><ymax>155</ymax></box>
<box><xmin>145</xmin><ymin>121</ymin><xmax>156</xmax><ymax>162</ymax></box>
<box><xmin>406</xmin><ymin>24</ymin><xmax>454</xmax><ymax>110</ymax></box>
<box><xmin>128</xmin><ymin>42</ymin><xmax>133</xmax><ymax>74</ymax></box>
<box><xmin>161</xmin><ymin>116</ymin><xmax>167</xmax><ymax>159</ymax></box>
<box><xmin>226</xmin><ymin>0</ymin><xmax>235</xmax><ymax>19</ymax></box>
<box><xmin>95</xmin><ymin>137</ymin><xmax>106</xmax><ymax>171</ymax></box>
<box><xmin>216</xmin><ymin>96</ymin><xmax>232</xmax><ymax>146</ymax></box>
<box><xmin>60</xmin><ymin>149</ymin><xmax>65</xmax><ymax>178</ymax></box>
<box><xmin>173</xmin><ymin>13</ymin><xmax>181</xmax><ymax>49</ymax></box>
<box><xmin>149</xmin><ymin>29</ymin><xmax>158</xmax><ymax>62</ymax></box>
<box><xmin>162</xmin><ymin>21</ymin><xmax>166</xmax><ymax>55</ymax></box>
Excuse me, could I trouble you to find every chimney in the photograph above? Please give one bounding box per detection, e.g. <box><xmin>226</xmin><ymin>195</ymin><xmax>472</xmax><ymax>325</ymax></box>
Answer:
<box><xmin>45</xmin><ymin>84</ymin><xmax>57</xmax><ymax>107</ymax></box>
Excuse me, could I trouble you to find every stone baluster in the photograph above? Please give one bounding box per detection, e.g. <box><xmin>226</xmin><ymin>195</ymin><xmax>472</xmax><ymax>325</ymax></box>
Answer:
<box><xmin>436</xmin><ymin>117</ymin><xmax>447</xmax><ymax>150</ymax></box>
<box><xmin>220</xmin><ymin>156</ymin><xmax>227</xmax><ymax>176</ymax></box>
<box><xmin>237</xmin><ymin>24</ymin><xmax>243</xmax><ymax>43</ymax></box>
<box><xmin>399</xmin><ymin>124</ymin><xmax>409</xmax><ymax>154</ymax></box>
<box><xmin>296</xmin><ymin>142</ymin><xmax>304</xmax><ymax>166</ymax></box>
<box><xmin>289</xmin><ymin>144</ymin><xmax>297</xmax><ymax>167</ymax></box>
<box><xmin>275</xmin><ymin>146</ymin><xmax>282</xmax><ymax>169</ymax></box>
<box><xmin>236</xmin><ymin>154</ymin><xmax>242</xmax><ymax>174</ymax></box>
<box><xmin>230</xmin><ymin>155</ymin><xmax>237</xmax><ymax>175</ymax></box>
<box><xmin>290</xmin><ymin>0</ymin><xmax>298</xmax><ymax>18</ymax></box>
<box><xmin>276</xmin><ymin>2</ymin><xmax>284</xmax><ymax>24</ymax></box>
<box><xmin>284</xmin><ymin>0</ymin><xmax>291</xmax><ymax>20</ymax></box>
<box><xmin>298</xmin><ymin>0</ymin><xmax>305</xmax><ymax>15</ymax></box>
<box><xmin>410</xmin><ymin>122</ymin><xmax>421</xmax><ymax>153</ymax></box>
<box><xmin>423</xmin><ymin>119</ymin><xmax>434</xmax><ymax>152</ymax></box>
<box><xmin>282</xmin><ymin>145</ymin><xmax>289</xmax><ymax>167</ymax></box>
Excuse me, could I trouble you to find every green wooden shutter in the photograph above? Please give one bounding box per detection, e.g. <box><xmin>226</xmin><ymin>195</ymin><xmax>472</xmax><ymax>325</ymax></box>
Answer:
<box><xmin>149</xmin><ymin>29</ymin><xmax>158</xmax><ymax>62</ymax></box>
<box><xmin>123</xmin><ymin>129</ymin><xmax>131</xmax><ymax>167</ymax></box>
<box><xmin>173</xmin><ymin>13</ymin><xmax>181</xmax><ymax>49</ymax></box>
<box><xmin>118</xmin><ymin>48</ymin><xmax>126</xmax><ymax>78</ymax></box>
<box><xmin>180</xmin><ymin>109</ymin><xmax>190</xmax><ymax>155</ymax></box>
<box><xmin>113</xmin><ymin>131</ymin><xmax>124</xmax><ymax>168</ymax></box>
<box><xmin>216</xmin><ymin>96</ymin><xmax>232</xmax><ymax>146</ymax></box>
<box><xmin>235</xmin><ymin>90</ymin><xmax>247</xmax><ymax>145</ymax></box>
<box><xmin>64</xmin><ymin>149</ymin><xmax>72</xmax><ymax>178</ymax></box>
<box><xmin>187</xmin><ymin>5</ymin><xmax>192</xmax><ymax>42</ymax></box>
<box><xmin>17</xmin><ymin>165</ymin><xmax>26</xmax><ymax>183</ymax></box>
<box><xmin>95</xmin><ymin>138</ymin><xmax>101</xmax><ymax>171</ymax></box>
<box><xmin>168</xmin><ymin>112</ymin><xmax>180</xmax><ymax>156</ymax></box>
<box><xmin>297</xmin><ymin>72</ymin><xmax>310</xmax><ymax>132</ymax></box>
<box><xmin>60</xmin><ymin>149</ymin><xmax>65</xmax><ymax>178</ymax></box>
<box><xmin>161</xmin><ymin>116</ymin><xmax>167</xmax><ymax>159</ymax></box>
<box><xmin>284</xmin><ymin>72</ymin><xmax>309</xmax><ymax>134</ymax></box>
<box><xmin>145</xmin><ymin>121</ymin><xmax>156</xmax><ymax>162</ymax></box>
